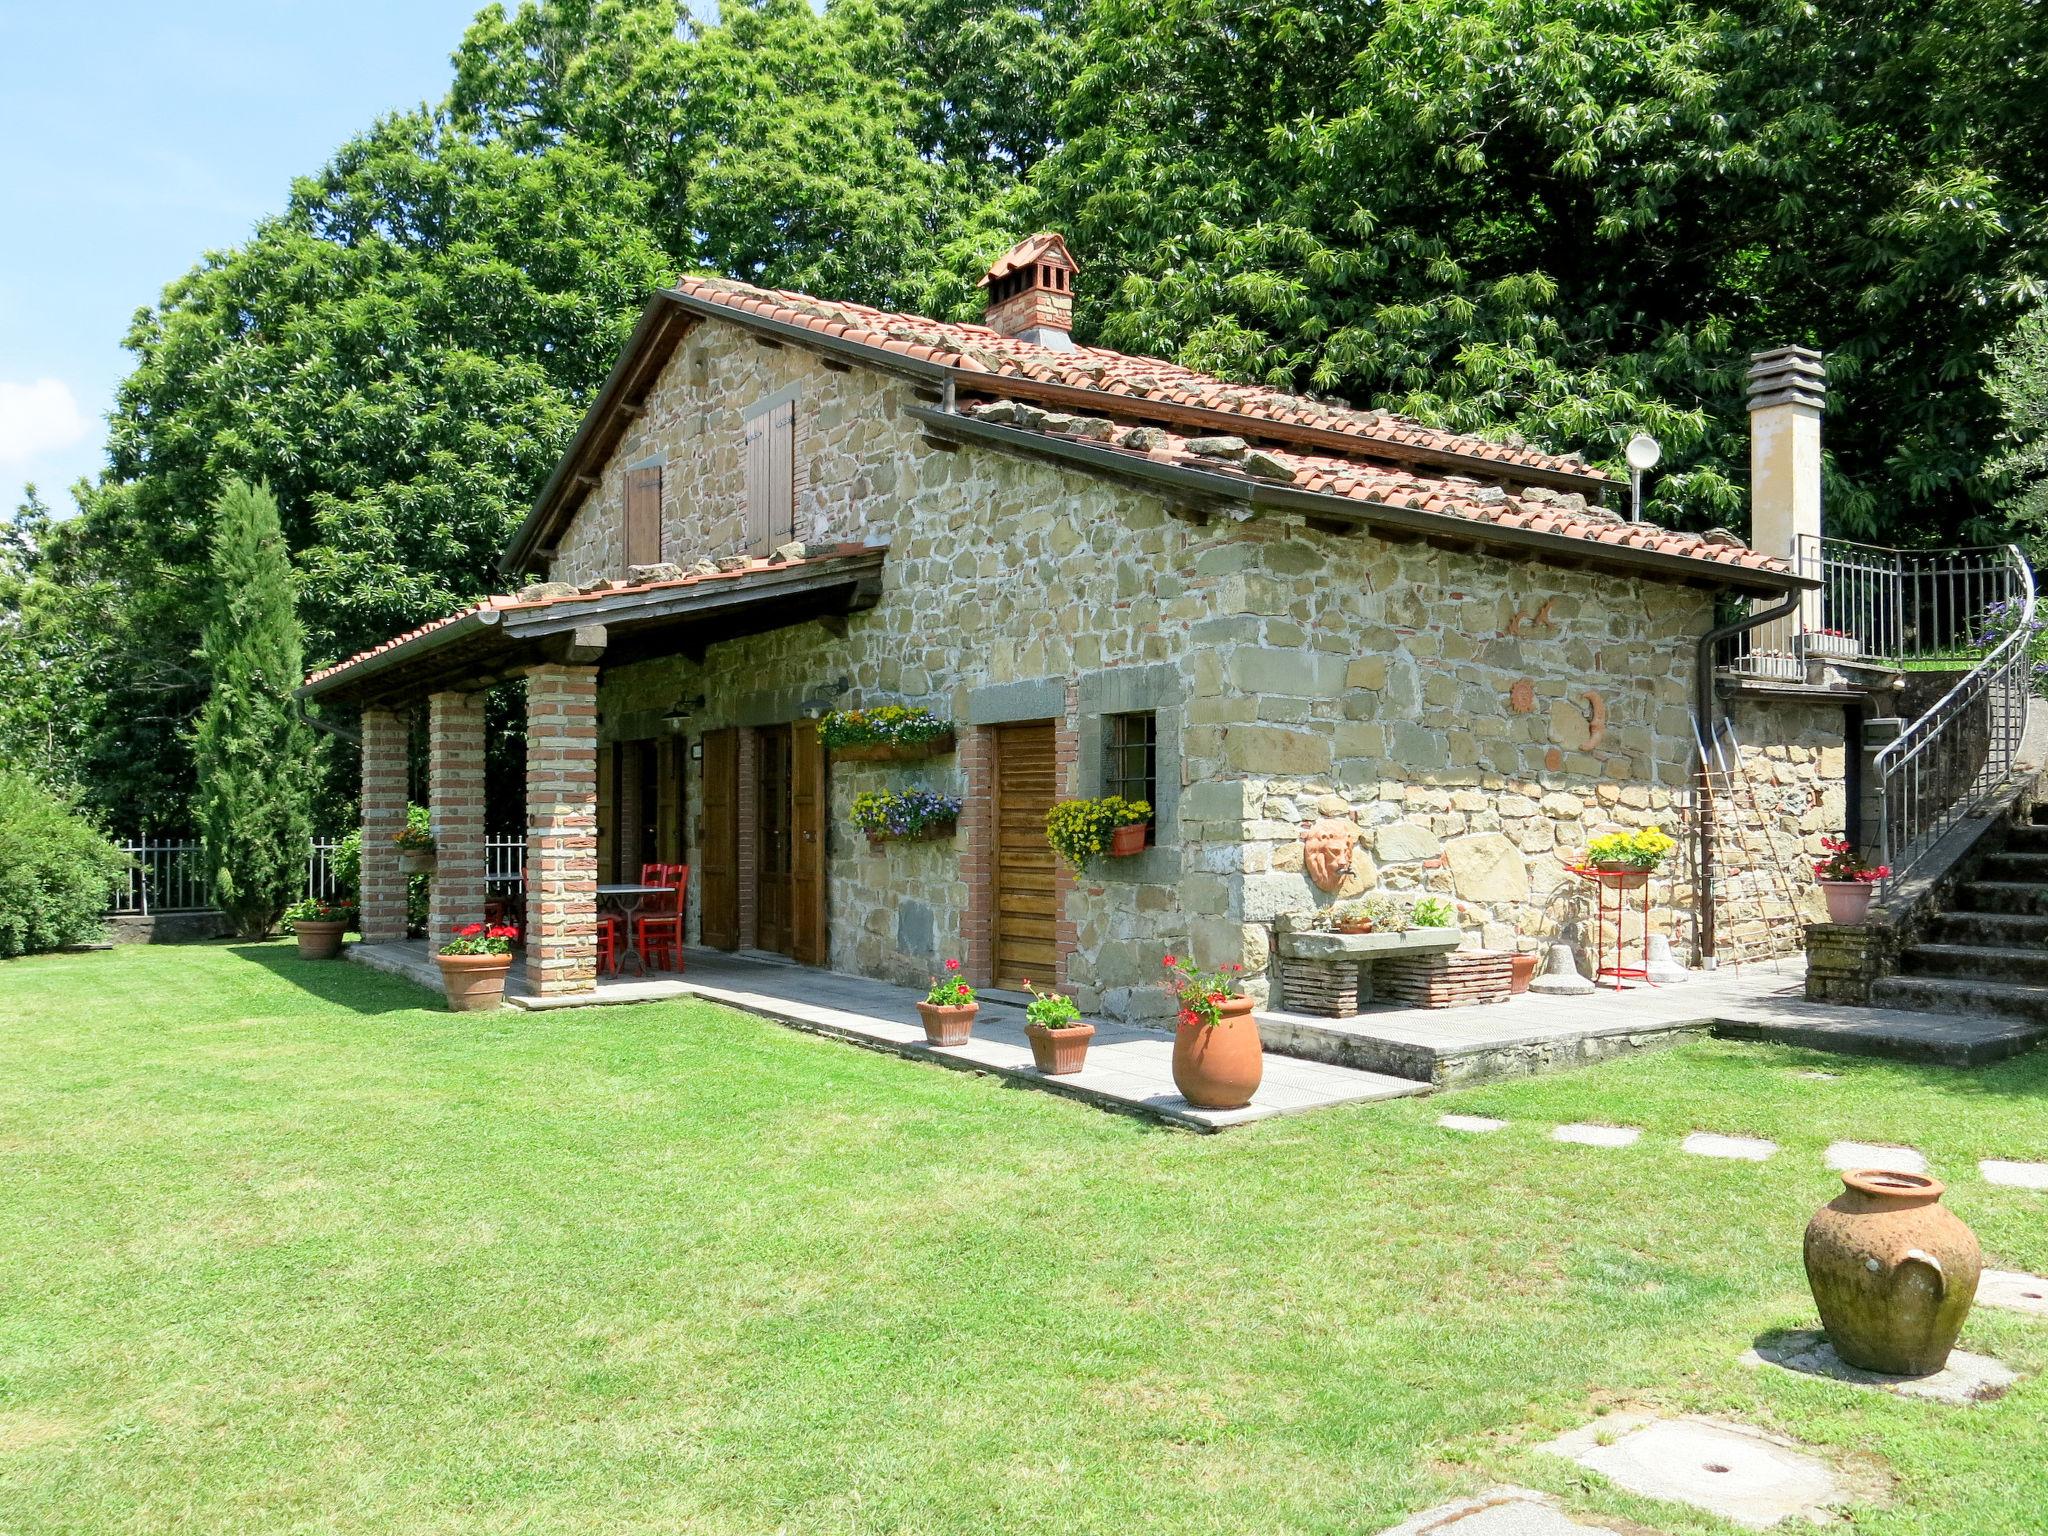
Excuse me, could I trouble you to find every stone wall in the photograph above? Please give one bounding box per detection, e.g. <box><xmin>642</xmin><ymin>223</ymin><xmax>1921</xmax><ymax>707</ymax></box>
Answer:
<box><xmin>560</xmin><ymin>312</ymin><xmax>1845</xmax><ymax>1015</ymax></box>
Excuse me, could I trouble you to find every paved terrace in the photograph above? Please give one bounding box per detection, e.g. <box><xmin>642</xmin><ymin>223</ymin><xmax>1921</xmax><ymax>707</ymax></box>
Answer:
<box><xmin>345</xmin><ymin>943</ymin><xmax>2045</xmax><ymax>1132</ymax></box>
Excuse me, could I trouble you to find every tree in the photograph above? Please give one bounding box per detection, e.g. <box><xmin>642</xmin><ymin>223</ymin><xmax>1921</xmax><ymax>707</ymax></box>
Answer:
<box><xmin>1988</xmin><ymin>304</ymin><xmax>2048</xmax><ymax>559</ymax></box>
<box><xmin>192</xmin><ymin>480</ymin><xmax>313</xmax><ymax>938</ymax></box>
<box><xmin>0</xmin><ymin>488</ymin><xmax>98</xmax><ymax>789</ymax></box>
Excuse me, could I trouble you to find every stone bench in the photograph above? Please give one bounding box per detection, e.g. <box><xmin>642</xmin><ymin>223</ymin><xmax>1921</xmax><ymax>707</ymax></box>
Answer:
<box><xmin>1275</xmin><ymin>927</ymin><xmax>1464</xmax><ymax>1015</ymax></box>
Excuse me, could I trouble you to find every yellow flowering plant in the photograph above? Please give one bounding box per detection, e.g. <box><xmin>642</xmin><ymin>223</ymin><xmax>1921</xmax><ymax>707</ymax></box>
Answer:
<box><xmin>1044</xmin><ymin>796</ymin><xmax>1152</xmax><ymax>872</ymax></box>
<box><xmin>1583</xmin><ymin>827</ymin><xmax>1676</xmax><ymax>872</ymax></box>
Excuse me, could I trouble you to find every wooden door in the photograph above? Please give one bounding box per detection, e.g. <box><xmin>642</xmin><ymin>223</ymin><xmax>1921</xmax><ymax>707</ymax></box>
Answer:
<box><xmin>992</xmin><ymin>721</ymin><xmax>1059</xmax><ymax>988</ymax></box>
<box><xmin>700</xmin><ymin>728</ymin><xmax>739</xmax><ymax>949</ymax></box>
<box><xmin>791</xmin><ymin>720</ymin><xmax>827</xmax><ymax>966</ymax></box>
<box><xmin>756</xmin><ymin>724</ymin><xmax>794</xmax><ymax>956</ymax></box>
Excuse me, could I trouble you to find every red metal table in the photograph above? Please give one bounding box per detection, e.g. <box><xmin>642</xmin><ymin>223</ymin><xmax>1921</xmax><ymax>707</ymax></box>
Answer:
<box><xmin>1568</xmin><ymin>864</ymin><xmax>1659</xmax><ymax>990</ymax></box>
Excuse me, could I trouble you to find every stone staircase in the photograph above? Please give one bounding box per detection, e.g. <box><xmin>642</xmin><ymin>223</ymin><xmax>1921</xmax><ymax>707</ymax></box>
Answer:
<box><xmin>1876</xmin><ymin>816</ymin><xmax>2048</xmax><ymax>1025</ymax></box>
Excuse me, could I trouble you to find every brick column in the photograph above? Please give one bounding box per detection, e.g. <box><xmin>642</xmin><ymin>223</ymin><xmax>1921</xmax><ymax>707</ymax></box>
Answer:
<box><xmin>1053</xmin><ymin>687</ymin><xmax>1080</xmax><ymax>988</ymax></box>
<box><xmin>427</xmin><ymin>690</ymin><xmax>488</xmax><ymax>945</ymax></box>
<box><xmin>526</xmin><ymin>665</ymin><xmax>599</xmax><ymax>995</ymax></box>
<box><xmin>736</xmin><ymin>727</ymin><xmax>759</xmax><ymax>950</ymax></box>
<box><xmin>958</xmin><ymin>727</ymin><xmax>994</xmax><ymax>985</ymax></box>
<box><xmin>359</xmin><ymin>706</ymin><xmax>410</xmax><ymax>943</ymax></box>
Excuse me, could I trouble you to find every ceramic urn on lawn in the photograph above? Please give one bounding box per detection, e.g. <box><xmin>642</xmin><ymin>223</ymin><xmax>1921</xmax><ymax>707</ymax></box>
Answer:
<box><xmin>1804</xmin><ymin>1169</ymin><xmax>1982</xmax><ymax>1376</ymax></box>
<box><xmin>1164</xmin><ymin>955</ymin><xmax>1262</xmax><ymax>1110</ymax></box>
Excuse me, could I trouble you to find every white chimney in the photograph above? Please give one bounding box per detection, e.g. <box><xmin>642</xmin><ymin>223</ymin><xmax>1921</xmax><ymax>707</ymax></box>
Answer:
<box><xmin>1747</xmin><ymin>345</ymin><xmax>1826</xmax><ymax>629</ymax></box>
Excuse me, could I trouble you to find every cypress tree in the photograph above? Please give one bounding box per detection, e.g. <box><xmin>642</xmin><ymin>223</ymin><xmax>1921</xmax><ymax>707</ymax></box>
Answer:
<box><xmin>193</xmin><ymin>479</ymin><xmax>312</xmax><ymax>938</ymax></box>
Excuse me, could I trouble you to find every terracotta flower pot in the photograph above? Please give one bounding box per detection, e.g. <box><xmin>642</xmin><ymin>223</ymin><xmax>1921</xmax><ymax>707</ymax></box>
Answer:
<box><xmin>1026</xmin><ymin>1020</ymin><xmax>1095</xmax><ymax>1075</ymax></box>
<box><xmin>1819</xmin><ymin>879</ymin><xmax>1878</xmax><ymax>925</ymax></box>
<box><xmin>1591</xmin><ymin>861</ymin><xmax>1652</xmax><ymax>888</ymax></box>
<box><xmin>293</xmin><ymin>919</ymin><xmax>349</xmax><ymax>960</ymax></box>
<box><xmin>1804</xmin><ymin>1169</ymin><xmax>1981</xmax><ymax>1376</ymax></box>
<box><xmin>1108</xmin><ymin>822</ymin><xmax>1150</xmax><ymax>857</ymax></box>
<box><xmin>1509</xmin><ymin>952</ymin><xmax>1539</xmax><ymax>994</ymax></box>
<box><xmin>437</xmin><ymin>952</ymin><xmax>513</xmax><ymax>1012</ymax></box>
<box><xmin>1172</xmin><ymin>995</ymin><xmax>1263</xmax><ymax>1109</ymax></box>
<box><xmin>916</xmin><ymin>1000</ymin><xmax>978</xmax><ymax>1046</ymax></box>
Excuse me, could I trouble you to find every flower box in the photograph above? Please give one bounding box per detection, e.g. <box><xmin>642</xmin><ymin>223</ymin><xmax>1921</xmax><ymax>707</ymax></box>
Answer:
<box><xmin>831</xmin><ymin>730</ymin><xmax>956</xmax><ymax>763</ymax></box>
<box><xmin>865</xmin><ymin>819</ymin><xmax>958</xmax><ymax>849</ymax></box>
<box><xmin>1798</xmin><ymin>630</ymin><xmax>1862</xmax><ymax>661</ymax></box>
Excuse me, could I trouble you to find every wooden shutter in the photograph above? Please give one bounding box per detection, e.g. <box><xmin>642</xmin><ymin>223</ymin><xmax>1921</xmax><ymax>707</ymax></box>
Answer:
<box><xmin>790</xmin><ymin>719</ymin><xmax>827</xmax><ymax>966</ymax></box>
<box><xmin>743</xmin><ymin>398</ymin><xmax>795</xmax><ymax>554</ymax></box>
<box><xmin>699</xmin><ymin>728</ymin><xmax>739</xmax><ymax>949</ymax></box>
<box><xmin>625</xmin><ymin>465</ymin><xmax>662</xmax><ymax>570</ymax></box>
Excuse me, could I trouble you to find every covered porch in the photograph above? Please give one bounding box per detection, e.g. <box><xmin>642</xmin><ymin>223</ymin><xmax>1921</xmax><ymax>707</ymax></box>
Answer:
<box><xmin>299</xmin><ymin>547</ymin><xmax>884</xmax><ymax>999</ymax></box>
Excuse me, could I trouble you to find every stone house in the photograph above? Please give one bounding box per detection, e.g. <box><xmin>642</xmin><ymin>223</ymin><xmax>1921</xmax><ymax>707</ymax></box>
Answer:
<box><xmin>303</xmin><ymin>234</ymin><xmax>1880</xmax><ymax>1018</ymax></box>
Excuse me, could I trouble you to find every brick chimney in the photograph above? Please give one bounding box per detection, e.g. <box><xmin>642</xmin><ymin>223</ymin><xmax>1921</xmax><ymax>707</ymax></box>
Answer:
<box><xmin>1747</xmin><ymin>345</ymin><xmax>1826</xmax><ymax>628</ymax></box>
<box><xmin>980</xmin><ymin>233</ymin><xmax>1077</xmax><ymax>349</ymax></box>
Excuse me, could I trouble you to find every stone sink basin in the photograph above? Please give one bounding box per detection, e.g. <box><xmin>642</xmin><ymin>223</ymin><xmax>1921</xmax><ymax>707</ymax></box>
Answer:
<box><xmin>1277</xmin><ymin>928</ymin><xmax>1463</xmax><ymax>961</ymax></box>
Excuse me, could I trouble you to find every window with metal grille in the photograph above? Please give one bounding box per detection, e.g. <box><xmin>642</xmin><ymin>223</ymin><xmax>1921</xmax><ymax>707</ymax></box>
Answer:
<box><xmin>1103</xmin><ymin>711</ymin><xmax>1157</xmax><ymax>841</ymax></box>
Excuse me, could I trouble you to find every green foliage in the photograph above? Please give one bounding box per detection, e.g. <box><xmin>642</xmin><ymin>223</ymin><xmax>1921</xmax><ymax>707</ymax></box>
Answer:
<box><xmin>192</xmin><ymin>481</ymin><xmax>314</xmax><ymax>939</ymax></box>
<box><xmin>817</xmin><ymin>706</ymin><xmax>953</xmax><ymax>748</ymax></box>
<box><xmin>924</xmin><ymin>957</ymin><xmax>975</xmax><ymax>1007</ymax></box>
<box><xmin>281</xmin><ymin>896</ymin><xmax>356</xmax><ymax>933</ymax></box>
<box><xmin>1409</xmin><ymin>896</ymin><xmax>1458</xmax><ymax>929</ymax></box>
<box><xmin>1043</xmin><ymin>795</ymin><xmax>1152</xmax><ymax>872</ymax></box>
<box><xmin>1584</xmin><ymin>827</ymin><xmax>1677</xmax><ymax>871</ymax></box>
<box><xmin>1989</xmin><ymin>304</ymin><xmax>2048</xmax><ymax>559</ymax></box>
<box><xmin>1022</xmin><ymin>979</ymin><xmax>1082</xmax><ymax>1028</ymax></box>
<box><xmin>0</xmin><ymin>770</ymin><xmax>129</xmax><ymax>958</ymax></box>
<box><xmin>394</xmin><ymin>805</ymin><xmax>437</xmax><ymax>854</ymax></box>
<box><xmin>849</xmin><ymin>787</ymin><xmax>962</xmax><ymax>840</ymax></box>
<box><xmin>0</xmin><ymin>490</ymin><xmax>98</xmax><ymax>792</ymax></box>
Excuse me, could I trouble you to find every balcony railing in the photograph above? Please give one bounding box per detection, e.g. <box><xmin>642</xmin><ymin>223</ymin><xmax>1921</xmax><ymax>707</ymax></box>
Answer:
<box><xmin>110</xmin><ymin>835</ymin><xmax>530</xmax><ymax>915</ymax></box>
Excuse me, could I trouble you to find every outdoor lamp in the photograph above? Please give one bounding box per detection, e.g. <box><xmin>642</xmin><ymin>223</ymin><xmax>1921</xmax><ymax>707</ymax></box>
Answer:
<box><xmin>1624</xmin><ymin>433</ymin><xmax>1662</xmax><ymax>523</ymax></box>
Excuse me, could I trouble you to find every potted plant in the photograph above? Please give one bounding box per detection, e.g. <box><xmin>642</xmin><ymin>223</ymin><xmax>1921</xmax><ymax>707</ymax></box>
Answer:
<box><xmin>395</xmin><ymin>807</ymin><xmax>437</xmax><ymax>874</ymax></box>
<box><xmin>1022</xmin><ymin>980</ymin><xmax>1095</xmax><ymax>1074</ymax></box>
<box><xmin>916</xmin><ymin>958</ymin><xmax>978</xmax><ymax>1045</ymax></box>
<box><xmin>1581</xmin><ymin>827</ymin><xmax>1676</xmax><ymax>887</ymax></box>
<box><xmin>1409</xmin><ymin>896</ymin><xmax>1457</xmax><ymax>929</ymax></box>
<box><xmin>436</xmin><ymin>921</ymin><xmax>519</xmax><ymax>1011</ymax></box>
<box><xmin>282</xmin><ymin>896</ymin><xmax>354</xmax><ymax>960</ymax></box>
<box><xmin>1320</xmin><ymin>894</ymin><xmax>1405</xmax><ymax>934</ymax></box>
<box><xmin>1044</xmin><ymin>796</ymin><xmax>1153</xmax><ymax>871</ymax></box>
<box><xmin>1799</xmin><ymin>627</ymin><xmax>1862</xmax><ymax>661</ymax></box>
<box><xmin>852</xmin><ymin>788</ymin><xmax>962</xmax><ymax>847</ymax></box>
<box><xmin>1813</xmin><ymin>836</ymin><xmax>1890</xmax><ymax>924</ymax></box>
<box><xmin>820</xmin><ymin>706</ymin><xmax>956</xmax><ymax>762</ymax></box>
<box><xmin>1162</xmin><ymin>953</ymin><xmax>1260</xmax><ymax>1110</ymax></box>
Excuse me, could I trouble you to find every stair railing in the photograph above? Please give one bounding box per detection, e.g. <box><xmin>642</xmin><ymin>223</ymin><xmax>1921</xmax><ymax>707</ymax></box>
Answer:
<box><xmin>1872</xmin><ymin>545</ymin><xmax>2037</xmax><ymax>892</ymax></box>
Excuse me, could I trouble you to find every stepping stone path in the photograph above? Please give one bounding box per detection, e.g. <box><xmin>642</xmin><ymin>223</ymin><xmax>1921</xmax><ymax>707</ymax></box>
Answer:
<box><xmin>1539</xmin><ymin>1413</ymin><xmax>1854</xmax><ymax>1530</ymax></box>
<box><xmin>1683</xmin><ymin>1131</ymin><xmax>1777</xmax><ymax>1162</ymax></box>
<box><xmin>1438</xmin><ymin>1114</ymin><xmax>1507</xmax><ymax>1134</ymax></box>
<box><xmin>1980</xmin><ymin>1269</ymin><xmax>2048</xmax><ymax>1317</ymax></box>
<box><xmin>1374</xmin><ymin>1487</ymin><xmax>1623</xmax><ymax>1535</ymax></box>
<box><xmin>1551</xmin><ymin>1123</ymin><xmax>1642</xmax><ymax>1148</ymax></box>
<box><xmin>1824</xmin><ymin>1140</ymin><xmax>1926</xmax><ymax>1174</ymax></box>
<box><xmin>1745</xmin><ymin>1329</ymin><xmax>2018</xmax><ymax>1405</ymax></box>
<box><xmin>1979</xmin><ymin>1158</ymin><xmax>2048</xmax><ymax>1190</ymax></box>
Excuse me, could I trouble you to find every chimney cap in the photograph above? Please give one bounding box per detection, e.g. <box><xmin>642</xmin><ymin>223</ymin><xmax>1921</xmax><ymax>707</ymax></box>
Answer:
<box><xmin>980</xmin><ymin>232</ymin><xmax>1077</xmax><ymax>288</ymax></box>
<box><xmin>1747</xmin><ymin>345</ymin><xmax>1826</xmax><ymax>412</ymax></box>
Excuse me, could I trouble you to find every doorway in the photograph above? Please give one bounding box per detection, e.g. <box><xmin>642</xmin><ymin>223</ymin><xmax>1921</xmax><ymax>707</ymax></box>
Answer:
<box><xmin>991</xmin><ymin>720</ymin><xmax>1059</xmax><ymax>988</ymax></box>
<box><xmin>699</xmin><ymin>722</ymin><xmax>826</xmax><ymax>964</ymax></box>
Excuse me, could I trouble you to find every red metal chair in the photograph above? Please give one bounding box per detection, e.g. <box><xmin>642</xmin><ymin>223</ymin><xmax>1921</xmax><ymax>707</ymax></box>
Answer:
<box><xmin>635</xmin><ymin>865</ymin><xmax>690</xmax><ymax>972</ymax></box>
<box><xmin>596</xmin><ymin>911</ymin><xmax>625</xmax><ymax>976</ymax></box>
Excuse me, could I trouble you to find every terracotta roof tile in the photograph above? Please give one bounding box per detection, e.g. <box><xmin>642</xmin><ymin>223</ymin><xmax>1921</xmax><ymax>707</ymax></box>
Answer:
<box><xmin>671</xmin><ymin>274</ymin><xmax>1604</xmax><ymax>484</ymax></box>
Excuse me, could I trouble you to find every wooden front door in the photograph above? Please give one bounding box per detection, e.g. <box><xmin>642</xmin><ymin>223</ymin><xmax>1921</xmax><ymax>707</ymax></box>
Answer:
<box><xmin>790</xmin><ymin>719</ymin><xmax>827</xmax><ymax>966</ymax></box>
<box><xmin>756</xmin><ymin>724</ymin><xmax>795</xmax><ymax>955</ymax></box>
<box><xmin>991</xmin><ymin>720</ymin><xmax>1059</xmax><ymax>988</ymax></box>
<box><xmin>700</xmin><ymin>728</ymin><xmax>739</xmax><ymax>950</ymax></box>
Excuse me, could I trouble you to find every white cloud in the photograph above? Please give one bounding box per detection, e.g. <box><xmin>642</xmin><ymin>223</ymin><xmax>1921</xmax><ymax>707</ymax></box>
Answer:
<box><xmin>0</xmin><ymin>378</ymin><xmax>90</xmax><ymax>467</ymax></box>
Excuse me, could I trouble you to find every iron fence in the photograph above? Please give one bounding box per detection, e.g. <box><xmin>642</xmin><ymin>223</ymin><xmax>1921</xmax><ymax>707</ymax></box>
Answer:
<box><xmin>109</xmin><ymin>834</ymin><xmax>530</xmax><ymax>914</ymax></box>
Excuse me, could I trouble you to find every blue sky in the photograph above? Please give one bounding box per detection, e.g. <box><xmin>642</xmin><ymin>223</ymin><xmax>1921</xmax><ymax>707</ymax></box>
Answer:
<box><xmin>0</xmin><ymin>1</ymin><xmax>490</xmax><ymax>514</ymax></box>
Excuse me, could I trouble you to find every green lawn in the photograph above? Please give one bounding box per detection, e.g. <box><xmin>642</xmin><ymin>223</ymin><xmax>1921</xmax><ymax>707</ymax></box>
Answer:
<box><xmin>2</xmin><ymin>944</ymin><xmax>2045</xmax><ymax>1535</ymax></box>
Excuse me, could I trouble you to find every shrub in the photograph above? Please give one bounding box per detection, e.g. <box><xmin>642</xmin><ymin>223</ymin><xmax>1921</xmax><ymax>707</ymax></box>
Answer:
<box><xmin>0</xmin><ymin>770</ymin><xmax>130</xmax><ymax>957</ymax></box>
<box><xmin>1043</xmin><ymin>795</ymin><xmax>1152</xmax><ymax>872</ymax></box>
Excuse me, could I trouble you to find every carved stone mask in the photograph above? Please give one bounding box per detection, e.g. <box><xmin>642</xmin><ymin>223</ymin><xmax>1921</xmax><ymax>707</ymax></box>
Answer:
<box><xmin>1302</xmin><ymin>817</ymin><xmax>1358</xmax><ymax>893</ymax></box>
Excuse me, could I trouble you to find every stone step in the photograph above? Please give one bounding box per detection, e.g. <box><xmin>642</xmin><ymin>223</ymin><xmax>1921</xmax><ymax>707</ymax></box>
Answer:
<box><xmin>1254</xmin><ymin>1008</ymin><xmax>1705</xmax><ymax>1089</ymax></box>
<box><xmin>1954</xmin><ymin>880</ymin><xmax>2048</xmax><ymax>916</ymax></box>
<box><xmin>1977</xmin><ymin>850</ymin><xmax>2048</xmax><ymax>882</ymax></box>
<box><xmin>1926</xmin><ymin>910</ymin><xmax>2048</xmax><ymax>947</ymax></box>
<box><xmin>1996</xmin><ymin>824</ymin><xmax>2048</xmax><ymax>855</ymax></box>
<box><xmin>1870</xmin><ymin>973</ymin><xmax>2048</xmax><ymax>1028</ymax></box>
<box><xmin>1902</xmin><ymin>943</ymin><xmax>2048</xmax><ymax>987</ymax></box>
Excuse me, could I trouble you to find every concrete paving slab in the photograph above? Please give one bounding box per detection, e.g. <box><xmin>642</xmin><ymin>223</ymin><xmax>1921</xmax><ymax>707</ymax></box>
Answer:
<box><xmin>1552</xmin><ymin>1123</ymin><xmax>1642</xmax><ymax>1148</ymax></box>
<box><xmin>1979</xmin><ymin>1158</ymin><xmax>2048</xmax><ymax>1190</ymax></box>
<box><xmin>1440</xmin><ymin>1114</ymin><xmax>1508</xmax><ymax>1134</ymax></box>
<box><xmin>1979</xmin><ymin>1269</ymin><xmax>2048</xmax><ymax>1317</ymax></box>
<box><xmin>1538</xmin><ymin>1414</ymin><xmax>1851</xmax><ymax>1530</ymax></box>
<box><xmin>1683</xmin><ymin>1132</ymin><xmax>1777</xmax><ymax>1162</ymax></box>
<box><xmin>1824</xmin><ymin>1141</ymin><xmax>1927</xmax><ymax>1175</ymax></box>
<box><xmin>1373</xmin><ymin>1487</ymin><xmax>1632</xmax><ymax>1535</ymax></box>
<box><xmin>1744</xmin><ymin>1329</ymin><xmax>2019</xmax><ymax>1404</ymax></box>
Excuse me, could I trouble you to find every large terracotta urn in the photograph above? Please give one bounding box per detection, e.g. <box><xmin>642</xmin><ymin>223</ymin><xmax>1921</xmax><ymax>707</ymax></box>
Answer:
<box><xmin>1804</xmin><ymin>1170</ymin><xmax>1981</xmax><ymax>1375</ymax></box>
<box><xmin>1172</xmin><ymin>996</ymin><xmax>1263</xmax><ymax>1109</ymax></box>
<box><xmin>437</xmin><ymin>953</ymin><xmax>514</xmax><ymax>1012</ymax></box>
<box><xmin>293</xmin><ymin>919</ymin><xmax>349</xmax><ymax>961</ymax></box>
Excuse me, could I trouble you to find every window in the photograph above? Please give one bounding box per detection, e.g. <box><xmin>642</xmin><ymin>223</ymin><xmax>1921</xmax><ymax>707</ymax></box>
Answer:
<box><xmin>625</xmin><ymin>464</ymin><xmax>662</xmax><ymax>570</ymax></box>
<box><xmin>743</xmin><ymin>394</ymin><xmax>796</xmax><ymax>554</ymax></box>
<box><xmin>1104</xmin><ymin>712</ymin><xmax>1158</xmax><ymax>840</ymax></box>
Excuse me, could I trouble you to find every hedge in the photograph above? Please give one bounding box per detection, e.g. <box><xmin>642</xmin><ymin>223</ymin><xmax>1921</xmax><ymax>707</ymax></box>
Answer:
<box><xmin>0</xmin><ymin>770</ymin><xmax>130</xmax><ymax>958</ymax></box>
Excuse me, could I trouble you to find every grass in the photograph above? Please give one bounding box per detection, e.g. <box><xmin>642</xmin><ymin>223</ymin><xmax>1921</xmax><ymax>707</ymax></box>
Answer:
<box><xmin>2</xmin><ymin>942</ymin><xmax>2045</xmax><ymax>1535</ymax></box>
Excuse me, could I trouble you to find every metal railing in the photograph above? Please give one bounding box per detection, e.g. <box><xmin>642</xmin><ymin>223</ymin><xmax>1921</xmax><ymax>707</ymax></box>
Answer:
<box><xmin>110</xmin><ymin>834</ymin><xmax>530</xmax><ymax>914</ymax></box>
<box><xmin>1717</xmin><ymin>537</ymin><xmax>2029</xmax><ymax>679</ymax></box>
<box><xmin>1873</xmin><ymin>545</ymin><xmax>2038</xmax><ymax>890</ymax></box>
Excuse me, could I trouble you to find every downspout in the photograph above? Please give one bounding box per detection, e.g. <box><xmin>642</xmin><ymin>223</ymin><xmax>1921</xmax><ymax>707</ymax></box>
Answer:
<box><xmin>1692</xmin><ymin>591</ymin><xmax>1801</xmax><ymax>966</ymax></box>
